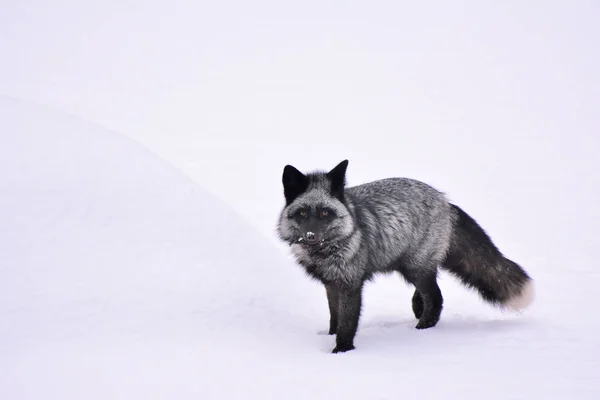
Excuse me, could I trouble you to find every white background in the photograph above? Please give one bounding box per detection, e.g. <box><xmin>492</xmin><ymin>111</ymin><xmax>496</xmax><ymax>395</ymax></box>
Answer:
<box><xmin>1</xmin><ymin>1</ymin><xmax>599</xmax><ymax>399</ymax></box>
<box><xmin>2</xmin><ymin>1</ymin><xmax>598</xmax><ymax>241</ymax></box>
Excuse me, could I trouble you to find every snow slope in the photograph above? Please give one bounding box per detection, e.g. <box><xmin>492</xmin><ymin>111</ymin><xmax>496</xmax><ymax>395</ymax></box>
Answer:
<box><xmin>0</xmin><ymin>98</ymin><xmax>318</xmax><ymax>398</ymax></box>
<box><xmin>1</xmin><ymin>98</ymin><xmax>599</xmax><ymax>399</ymax></box>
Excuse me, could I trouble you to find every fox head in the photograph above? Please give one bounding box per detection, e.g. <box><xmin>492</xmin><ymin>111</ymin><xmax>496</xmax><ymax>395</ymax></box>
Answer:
<box><xmin>277</xmin><ymin>160</ymin><xmax>355</xmax><ymax>247</ymax></box>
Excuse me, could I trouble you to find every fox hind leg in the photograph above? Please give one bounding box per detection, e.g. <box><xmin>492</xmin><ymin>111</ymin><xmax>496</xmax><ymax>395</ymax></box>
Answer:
<box><xmin>412</xmin><ymin>290</ymin><xmax>423</xmax><ymax>319</ymax></box>
<box><xmin>404</xmin><ymin>268</ymin><xmax>443</xmax><ymax>329</ymax></box>
<box><xmin>415</xmin><ymin>272</ymin><xmax>443</xmax><ymax>329</ymax></box>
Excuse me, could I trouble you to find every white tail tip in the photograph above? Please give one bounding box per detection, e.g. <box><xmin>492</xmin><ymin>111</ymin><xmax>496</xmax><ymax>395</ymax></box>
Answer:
<box><xmin>506</xmin><ymin>280</ymin><xmax>535</xmax><ymax>311</ymax></box>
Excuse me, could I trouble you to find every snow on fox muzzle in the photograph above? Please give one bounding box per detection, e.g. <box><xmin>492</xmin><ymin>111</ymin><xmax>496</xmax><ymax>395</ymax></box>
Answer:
<box><xmin>302</xmin><ymin>231</ymin><xmax>322</xmax><ymax>245</ymax></box>
<box><xmin>305</xmin><ymin>231</ymin><xmax>317</xmax><ymax>244</ymax></box>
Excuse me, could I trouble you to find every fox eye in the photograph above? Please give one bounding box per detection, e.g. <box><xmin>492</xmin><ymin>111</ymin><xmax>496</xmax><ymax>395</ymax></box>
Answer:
<box><xmin>320</xmin><ymin>209</ymin><xmax>329</xmax><ymax>218</ymax></box>
<box><xmin>299</xmin><ymin>210</ymin><xmax>308</xmax><ymax>218</ymax></box>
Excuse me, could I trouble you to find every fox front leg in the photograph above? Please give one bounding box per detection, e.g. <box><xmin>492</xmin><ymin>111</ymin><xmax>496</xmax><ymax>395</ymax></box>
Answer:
<box><xmin>332</xmin><ymin>287</ymin><xmax>362</xmax><ymax>353</ymax></box>
<box><xmin>325</xmin><ymin>284</ymin><xmax>339</xmax><ymax>335</ymax></box>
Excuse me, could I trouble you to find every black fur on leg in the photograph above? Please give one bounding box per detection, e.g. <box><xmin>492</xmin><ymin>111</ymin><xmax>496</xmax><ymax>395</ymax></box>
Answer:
<box><xmin>332</xmin><ymin>286</ymin><xmax>362</xmax><ymax>353</ymax></box>
<box><xmin>414</xmin><ymin>273</ymin><xmax>443</xmax><ymax>329</ymax></box>
<box><xmin>412</xmin><ymin>290</ymin><xmax>423</xmax><ymax>319</ymax></box>
<box><xmin>325</xmin><ymin>284</ymin><xmax>339</xmax><ymax>335</ymax></box>
<box><xmin>403</xmin><ymin>269</ymin><xmax>443</xmax><ymax>329</ymax></box>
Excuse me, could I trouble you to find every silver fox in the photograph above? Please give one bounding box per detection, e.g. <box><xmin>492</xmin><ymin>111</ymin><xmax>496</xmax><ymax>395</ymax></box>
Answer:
<box><xmin>277</xmin><ymin>160</ymin><xmax>534</xmax><ymax>353</ymax></box>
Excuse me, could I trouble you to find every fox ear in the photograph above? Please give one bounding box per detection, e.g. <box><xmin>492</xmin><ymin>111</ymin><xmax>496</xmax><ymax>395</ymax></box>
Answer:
<box><xmin>327</xmin><ymin>160</ymin><xmax>348</xmax><ymax>201</ymax></box>
<box><xmin>282</xmin><ymin>164</ymin><xmax>309</xmax><ymax>205</ymax></box>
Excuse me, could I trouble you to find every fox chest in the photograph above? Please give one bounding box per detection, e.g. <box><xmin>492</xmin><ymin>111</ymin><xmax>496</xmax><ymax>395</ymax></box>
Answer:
<box><xmin>290</xmin><ymin>244</ymin><xmax>363</xmax><ymax>285</ymax></box>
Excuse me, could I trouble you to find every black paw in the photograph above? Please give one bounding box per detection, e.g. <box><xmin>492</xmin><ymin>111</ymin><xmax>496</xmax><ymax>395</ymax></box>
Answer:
<box><xmin>332</xmin><ymin>343</ymin><xmax>355</xmax><ymax>353</ymax></box>
<box><xmin>415</xmin><ymin>317</ymin><xmax>439</xmax><ymax>330</ymax></box>
<box><xmin>328</xmin><ymin>329</ymin><xmax>337</xmax><ymax>335</ymax></box>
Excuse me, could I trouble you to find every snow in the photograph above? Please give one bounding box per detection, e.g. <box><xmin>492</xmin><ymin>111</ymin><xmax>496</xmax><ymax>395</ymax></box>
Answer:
<box><xmin>1</xmin><ymin>98</ymin><xmax>599</xmax><ymax>400</ymax></box>
<box><xmin>0</xmin><ymin>98</ymin><xmax>317</xmax><ymax>398</ymax></box>
<box><xmin>1</xmin><ymin>1</ymin><xmax>600</xmax><ymax>399</ymax></box>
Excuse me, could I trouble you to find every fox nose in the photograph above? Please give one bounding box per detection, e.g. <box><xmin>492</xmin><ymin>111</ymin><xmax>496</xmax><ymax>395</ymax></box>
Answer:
<box><xmin>305</xmin><ymin>231</ymin><xmax>319</xmax><ymax>244</ymax></box>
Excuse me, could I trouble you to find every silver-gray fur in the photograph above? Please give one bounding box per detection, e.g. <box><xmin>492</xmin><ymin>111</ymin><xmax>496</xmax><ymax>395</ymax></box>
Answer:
<box><xmin>277</xmin><ymin>160</ymin><xmax>534</xmax><ymax>353</ymax></box>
